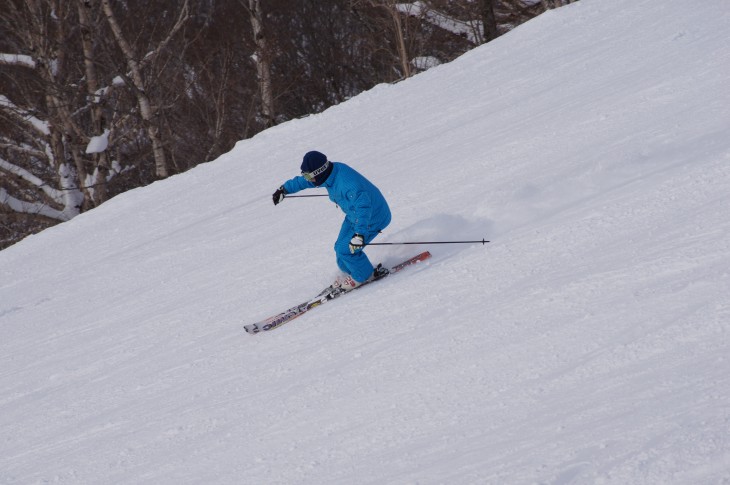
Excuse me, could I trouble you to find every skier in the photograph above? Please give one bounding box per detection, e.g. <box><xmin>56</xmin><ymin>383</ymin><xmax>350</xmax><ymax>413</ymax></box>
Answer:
<box><xmin>272</xmin><ymin>150</ymin><xmax>392</xmax><ymax>292</ymax></box>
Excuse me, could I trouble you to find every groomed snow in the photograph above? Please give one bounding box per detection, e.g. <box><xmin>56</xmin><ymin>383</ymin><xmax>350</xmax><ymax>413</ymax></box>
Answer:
<box><xmin>1</xmin><ymin>0</ymin><xmax>729</xmax><ymax>483</ymax></box>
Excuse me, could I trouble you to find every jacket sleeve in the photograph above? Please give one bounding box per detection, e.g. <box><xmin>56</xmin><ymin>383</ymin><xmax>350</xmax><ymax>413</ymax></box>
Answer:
<box><xmin>349</xmin><ymin>190</ymin><xmax>373</xmax><ymax>234</ymax></box>
<box><xmin>282</xmin><ymin>175</ymin><xmax>315</xmax><ymax>195</ymax></box>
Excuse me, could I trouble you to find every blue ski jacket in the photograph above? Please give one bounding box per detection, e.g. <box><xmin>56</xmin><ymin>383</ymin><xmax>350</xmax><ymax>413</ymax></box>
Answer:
<box><xmin>282</xmin><ymin>162</ymin><xmax>391</xmax><ymax>234</ymax></box>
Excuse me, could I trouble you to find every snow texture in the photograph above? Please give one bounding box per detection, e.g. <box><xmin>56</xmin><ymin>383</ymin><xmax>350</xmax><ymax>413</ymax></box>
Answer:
<box><xmin>1</xmin><ymin>0</ymin><xmax>730</xmax><ymax>483</ymax></box>
<box><xmin>85</xmin><ymin>130</ymin><xmax>110</xmax><ymax>154</ymax></box>
<box><xmin>0</xmin><ymin>53</ymin><xmax>36</xmax><ymax>68</ymax></box>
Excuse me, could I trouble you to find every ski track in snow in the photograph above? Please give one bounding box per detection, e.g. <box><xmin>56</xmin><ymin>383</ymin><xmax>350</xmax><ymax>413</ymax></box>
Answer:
<box><xmin>2</xmin><ymin>0</ymin><xmax>730</xmax><ymax>483</ymax></box>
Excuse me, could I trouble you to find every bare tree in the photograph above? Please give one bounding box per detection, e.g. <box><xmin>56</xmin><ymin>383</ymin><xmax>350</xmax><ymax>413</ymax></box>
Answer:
<box><xmin>1</xmin><ymin>0</ymin><xmax>87</xmax><ymax>223</ymax></box>
<box><xmin>241</xmin><ymin>0</ymin><xmax>275</xmax><ymax>127</ymax></box>
<box><xmin>1</xmin><ymin>0</ymin><xmax>199</xmax><ymax>247</ymax></box>
<box><xmin>352</xmin><ymin>0</ymin><xmax>414</xmax><ymax>79</ymax></box>
<box><xmin>480</xmin><ymin>0</ymin><xmax>500</xmax><ymax>42</ymax></box>
<box><xmin>386</xmin><ymin>0</ymin><xmax>413</xmax><ymax>78</ymax></box>
<box><xmin>100</xmin><ymin>0</ymin><xmax>190</xmax><ymax>179</ymax></box>
<box><xmin>77</xmin><ymin>0</ymin><xmax>110</xmax><ymax>204</ymax></box>
<box><xmin>412</xmin><ymin>0</ymin><xmax>544</xmax><ymax>44</ymax></box>
<box><xmin>542</xmin><ymin>0</ymin><xmax>578</xmax><ymax>10</ymax></box>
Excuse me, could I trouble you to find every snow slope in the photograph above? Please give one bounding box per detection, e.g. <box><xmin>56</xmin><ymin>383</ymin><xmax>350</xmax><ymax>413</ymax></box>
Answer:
<box><xmin>2</xmin><ymin>0</ymin><xmax>730</xmax><ymax>483</ymax></box>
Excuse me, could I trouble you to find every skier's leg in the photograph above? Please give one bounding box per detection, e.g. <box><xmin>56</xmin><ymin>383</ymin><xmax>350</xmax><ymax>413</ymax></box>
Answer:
<box><xmin>334</xmin><ymin>221</ymin><xmax>376</xmax><ymax>283</ymax></box>
<box><xmin>334</xmin><ymin>220</ymin><xmax>354</xmax><ymax>274</ymax></box>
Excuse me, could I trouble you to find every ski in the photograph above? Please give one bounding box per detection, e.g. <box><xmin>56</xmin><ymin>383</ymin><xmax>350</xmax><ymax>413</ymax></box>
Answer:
<box><xmin>244</xmin><ymin>251</ymin><xmax>431</xmax><ymax>334</ymax></box>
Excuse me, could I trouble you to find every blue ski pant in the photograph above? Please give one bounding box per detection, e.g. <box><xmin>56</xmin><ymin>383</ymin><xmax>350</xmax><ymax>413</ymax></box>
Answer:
<box><xmin>334</xmin><ymin>219</ymin><xmax>383</xmax><ymax>283</ymax></box>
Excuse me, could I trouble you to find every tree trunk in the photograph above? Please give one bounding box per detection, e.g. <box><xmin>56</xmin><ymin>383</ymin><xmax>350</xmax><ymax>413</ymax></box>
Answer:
<box><xmin>28</xmin><ymin>0</ymin><xmax>91</xmax><ymax>211</ymax></box>
<box><xmin>247</xmin><ymin>0</ymin><xmax>275</xmax><ymax>127</ymax></box>
<box><xmin>101</xmin><ymin>0</ymin><xmax>169</xmax><ymax>178</ymax></box>
<box><xmin>387</xmin><ymin>1</ymin><xmax>412</xmax><ymax>79</ymax></box>
<box><xmin>77</xmin><ymin>0</ymin><xmax>109</xmax><ymax>204</ymax></box>
<box><xmin>479</xmin><ymin>0</ymin><xmax>500</xmax><ymax>42</ymax></box>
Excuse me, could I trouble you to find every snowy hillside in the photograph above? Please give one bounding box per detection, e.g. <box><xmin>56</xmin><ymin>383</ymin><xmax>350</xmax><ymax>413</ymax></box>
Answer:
<box><xmin>2</xmin><ymin>0</ymin><xmax>730</xmax><ymax>483</ymax></box>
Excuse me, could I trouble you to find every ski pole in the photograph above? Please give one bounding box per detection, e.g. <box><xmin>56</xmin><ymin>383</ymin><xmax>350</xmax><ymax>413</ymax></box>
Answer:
<box><xmin>367</xmin><ymin>239</ymin><xmax>489</xmax><ymax>246</ymax></box>
<box><xmin>283</xmin><ymin>194</ymin><xmax>329</xmax><ymax>198</ymax></box>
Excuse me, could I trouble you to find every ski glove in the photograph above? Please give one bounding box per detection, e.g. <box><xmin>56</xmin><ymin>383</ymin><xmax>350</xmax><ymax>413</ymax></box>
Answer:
<box><xmin>272</xmin><ymin>186</ymin><xmax>287</xmax><ymax>205</ymax></box>
<box><xmin>349</xmin><ymin>233</ymin><xmax>365</xmax><ymax>254</ymax></box>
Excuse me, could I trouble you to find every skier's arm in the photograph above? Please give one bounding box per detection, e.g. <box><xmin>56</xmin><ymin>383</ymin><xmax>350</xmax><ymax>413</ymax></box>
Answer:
<box><xmin>273</xmin><ymin>175</ymin><xmax>315</xmax><ymax>206</ymax></box>
<box><xmin>282</xmin><ymin>175</ymin><xmax>315</xmax><ymax>195</ymax></box>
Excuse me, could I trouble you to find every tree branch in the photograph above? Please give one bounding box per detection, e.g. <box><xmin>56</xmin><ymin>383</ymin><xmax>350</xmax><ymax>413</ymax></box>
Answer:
<box><xmin>0</xmin><ymin>53</ymin><xmax>36</xmax><ymax>69</ymax></box>
<box><xmin>0</xmin><ymin>156</ymin><xmax>64</xmax><ymax>203</ymax></box>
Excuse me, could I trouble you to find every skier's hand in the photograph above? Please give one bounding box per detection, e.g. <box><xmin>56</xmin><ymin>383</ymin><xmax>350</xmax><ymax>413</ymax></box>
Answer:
<box><xmin>349</xmin><ymin>234</ymin><xmax>365</xmax><ymax>254</ymax></box>
<box><xmin>272</xmin><ymin>186</ymin><xmax>287</xmax><ymax>205</ymax></box>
